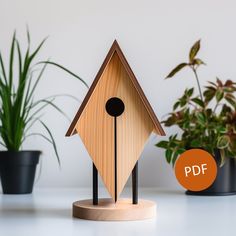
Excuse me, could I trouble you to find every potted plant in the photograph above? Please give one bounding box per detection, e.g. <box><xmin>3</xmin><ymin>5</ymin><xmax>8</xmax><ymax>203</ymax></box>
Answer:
<box><xmin>0</xmin><ymin>31</ymin><xmax>87</xmax><ymax>194</ymax></box>
<box><xmin>156</xmin><ymin>40</ymin><xmax>236</xmax><ymax>195</ymax></box>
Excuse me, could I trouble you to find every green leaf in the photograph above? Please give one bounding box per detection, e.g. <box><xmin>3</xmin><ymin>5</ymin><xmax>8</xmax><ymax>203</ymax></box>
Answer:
<box><xmin>190</xmin><ymin>139</ymin><xmax>201</xmax><ymax>147</ymax></box>
<box><xmin>187</xmin><ymin>88</ymin><xmax>194</xmax><ymax>97</ymax></box>
<box><xmin>176</xmin><ymin>148</ymin><xmax>186</xmax><ymax>155</ymax></box>
<box><xmin>180</xmin><ymin>97</ymin><xmax>187</xmax><ymax>107</ymax></box>
<box><xmin>216</xmin><ymin>89</ymin><xmax>224</xmax><ymax>102</ymax></box>
<box><xmin>204</xmin><ymin>89</ymin><xmax>215</xmax><ymax>102</ymax></box>
<box><xmin>216</xmin><ymin>126</ymin><xmax>227</xmax><ymax>134</ymax></box>
<box><xmin>28</xmin><ymin>37</ymin><xmax>47</xmax><ymax>63</ymax></box>
<box><xmin>171</xmin><ymin>151</ymin><xmax>178</xmax><ymax>167</ymax></box>
<box><xmin>162</xmin><ymin>113</ymin><xmax>179</xmax><ymax>127</ymax></box>
<box><xmin>189</xmin><ymin>39</ymin><xmax>201</xmax><ymax>62</ymax></box>
<box><xmin>191</xmin><ymin>97</ymin><xmax>204</xmax><ymax>107</ymax></box>
<box><xmin>40</xmin><ymin>121</ymin><xmax>61</xmax><ymax>166</ymax></box>
<box><xmin>16</xmin><ymin>40</ymin><xmax>22</xmax><ymax>81</ymax></box>
<box><xmin>165</xmin><ymin>63</ymin><xmax>188</xmax><ymax>79</ymax></box>
<box><xmin>155</xmin><ymin>141</ymin><xmax>169</xmax><ymax>149</ymax></box>
<box><xmin>26</xmin><ymin>25</ymin><xmax>31</xmax><ymax>45</ymax></box>
<box><xmin>9</xmin><ymin>31</ymin><xmax>16</xmax><ymax>90</ymax></box>
<box><xmin>225</xmin><ymin>95</ymin><xmax>236</xmax><ymax>108</ymax></box>
<box><xmin>0</xmin><ymin>52</ymin><xmax>7</xmax><ymax>84</ymax></box>
<box><xmin>0</xmin><ymin>30</ymin><xmax>85</xmax><ymax>159</ymax></box>
<box><xmin>217</xmin><ymin>135</ymin><xmax>230</xmax><ymax>149</ymax></box>
<box><xmin>223</xmin><ymin>87</ymin><xmax>235</xmax><ymax>93</ymax></box>
<box><xmin>25</xmin><ymin>61</ymin><xmax>48</xmax><ymax>106</ymax></box>
<box><xmin>173</xmin><ymin>101</ymin><xmax>180</xmax><ymax>110</ymax></box>
<box><xmin>196</xmin><ymin>112</ymin><xmax>206</xmax><ymax>126</ymax></box>
<box><xmin>39</xmin><ymin>61</ymin><xmax>89</xmax><ymax>89</ymax></box>
<box><xmin>30</xmin><ymin>99</ymin><xmax>71</xmax><ymax>122</ymax></box>
<box><xmin>219</xmin><ymin>149</ymin><xmax>226</xmax><ymax>167</ymax></box>
<box><xmin>165</xmin><ymin>149</ymin><xmax>173</xmax><ymax>163</ymax></box>
<box><xmin>192</xmin><ymin>58</ymin><xmax>205</xmax><ymax>66</ymax></box>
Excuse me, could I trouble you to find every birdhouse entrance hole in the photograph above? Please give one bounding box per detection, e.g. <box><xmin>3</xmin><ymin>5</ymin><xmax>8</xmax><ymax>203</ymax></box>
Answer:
<box><xmin>105</xmin><ymin>97</ymin><xmax>125</xmax><ymax>117</ymax></box>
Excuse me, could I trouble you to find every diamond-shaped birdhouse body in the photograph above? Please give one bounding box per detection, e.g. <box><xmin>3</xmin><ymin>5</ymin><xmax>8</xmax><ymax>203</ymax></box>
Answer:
<box><xmin>66</xmin><ymin>40</ymin><xmax>165</xmax><ymax>201</ymax></box>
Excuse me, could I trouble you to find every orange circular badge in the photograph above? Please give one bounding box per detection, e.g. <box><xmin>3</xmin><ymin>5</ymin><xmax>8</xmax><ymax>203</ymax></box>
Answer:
<box><xmin>175</xmin><ymin>149</ymin><xmax>217</xmax><ymax>191</ymax></box>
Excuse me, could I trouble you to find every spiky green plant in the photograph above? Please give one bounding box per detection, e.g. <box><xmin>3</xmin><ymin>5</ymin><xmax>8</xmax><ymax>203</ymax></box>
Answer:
<box><xmin>0</xmin><ymin>31</ymin><xmax>87</xmax><ymax>166</ymax></box>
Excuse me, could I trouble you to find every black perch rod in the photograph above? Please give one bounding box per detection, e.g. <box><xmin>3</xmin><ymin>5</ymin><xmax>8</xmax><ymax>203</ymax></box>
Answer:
<box><xmin>132</xmin><ymin>162</ymin><xmax>138</xmax><ymax>204</ymax></box>
<box><xmin>114</xmin><ymin>116</ymin><xmax>117</xmax><ymax>202</ymax></box>
<box><xmin>93</xmin><ymin>163</ymin><xmax>98</xmax><ymax>205</ymax></box>
<box><xmin>105</xmin><ymin>97</ymin><xmax>125</xmax><ymax>203</ymax></box>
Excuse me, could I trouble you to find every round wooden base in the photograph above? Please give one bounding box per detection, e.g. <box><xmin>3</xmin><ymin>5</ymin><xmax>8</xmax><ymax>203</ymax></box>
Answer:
<box><xmin>73</xmin><ymin>198</ymin><xmax>156</xmax><ymax>221</ymax></box>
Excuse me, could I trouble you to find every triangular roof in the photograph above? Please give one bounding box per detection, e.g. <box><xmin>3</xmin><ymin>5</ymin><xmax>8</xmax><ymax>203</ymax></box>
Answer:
<box><xmin>66</xmin><ymin>40</ymin><xmax>165</xmax><ymax>136</ymax></box>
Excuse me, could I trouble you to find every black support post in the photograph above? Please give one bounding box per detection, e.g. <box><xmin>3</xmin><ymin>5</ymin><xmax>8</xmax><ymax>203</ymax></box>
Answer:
<box><xmin>132</xmin><ymin>162</ymin><xmax>138</xmax><ymax>204</ymax></box>
<box><xmin>93</xmin><ymin>163</ymin><xmax>98</xmax><ymax>205</ymax></box>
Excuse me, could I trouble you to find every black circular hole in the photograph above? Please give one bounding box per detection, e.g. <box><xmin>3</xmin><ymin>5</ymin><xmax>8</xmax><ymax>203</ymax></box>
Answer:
<box><xmin>105</xmin><ymin>97</ymin><xmax>125</xmax><ymax>117</ymax></box>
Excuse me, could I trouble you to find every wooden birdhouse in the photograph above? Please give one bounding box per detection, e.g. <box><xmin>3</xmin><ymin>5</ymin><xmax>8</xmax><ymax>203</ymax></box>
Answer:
<box><xmin>67</xmin><ymin>40</ymin><xmax>165</xmax><ymax>221</ymax></box>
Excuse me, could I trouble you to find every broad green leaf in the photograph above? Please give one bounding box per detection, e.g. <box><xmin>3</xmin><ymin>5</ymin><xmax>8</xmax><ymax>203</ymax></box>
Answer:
<box><xmin>196</xmin><ymin>112</ymin><xmax>206</xmax><ymax>126</ymax></box>
<box><xmin>173</xmin><ymin>101</ymin><xmax>180</xmax><ymax>110</ymax></box>
<box><xmin>203</xmin><ymin>89</ymin><xmax>215</xmax><ymax>102</ymax></box>
<box><xmin>165</xmin><ymin>149</ymin><xmax>173</xmax><ymax>163</ymax></box>
<box><xmin>187</xmin><ymin>88</ymin><xmax>194</xmax><ymax>97</ymax></box>
<box><xmin>192</xmin><ymin>58</ymin><xmax>205</xmax><ymax>66</ymax></box>
<box><xmin>191</xmin><ymin>97</ymin><xmax>204</xmax><ymax>107</ymax></box>
<box><xmin>223</xmin><ymin>87</ymin><xmax>235</xmax><ymax>92</ymax></box>
<box><xmin>189</xmin><ymin>39</ymin><xmax>201</xmax><ymax>62</ymax></box>
<box><xmin>155</xmin><ymin>141</ymin><xmax>169</xmax><ymax>149</ymax></box>
<box><xmin>216</xmin><ymin>89</ymin><xmax>224</xmax><ymax>102</ymax></box>
<box><xmin>165</xmin><ymin>63</ymin><xmax>188</xmax><ymax>79</ymax></box>
<box><xmin>176</xmin><ymin>148</ymin><xmax>186</xmax><ymax>155</ymax></box>
<box><xmin>180</xmin><ymin>97</ymin><xmax>187</xmax><ymax>107</ymax></box>
<box><xmin>225</xmin><ymin>96</ymin><xmax>236</xmax><ymax>108</ymax></box>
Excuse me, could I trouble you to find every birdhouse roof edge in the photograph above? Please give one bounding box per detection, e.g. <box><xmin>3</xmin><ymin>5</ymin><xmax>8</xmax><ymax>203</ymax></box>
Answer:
<box><xmin>66</xmin><ymin>40</ymin><xmax>165</xmax><ymax>136</ymax></box>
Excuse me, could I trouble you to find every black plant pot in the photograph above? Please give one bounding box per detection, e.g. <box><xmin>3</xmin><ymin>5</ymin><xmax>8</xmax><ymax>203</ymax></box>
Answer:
<box><xmin>186</xmin><ymin>149</ymin><xmax>236</xmax><ymax>196</ymax></box>
<box><xmin>0</xmin><ymin>151</ymin><xmax>40</xmax><ymax>194</ymax></box>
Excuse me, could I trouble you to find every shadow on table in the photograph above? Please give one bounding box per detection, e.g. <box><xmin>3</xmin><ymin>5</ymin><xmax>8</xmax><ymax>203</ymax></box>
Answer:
<box><xmin>0</xmin><ymin>195</ymin><xmax>71</xmax><ymax>219</ymax></box>
<box><xmin>149</xmin><ymin>189</ymin><xmax>185</xmax><ymax>196</ymax></box>
<box><xmin>0</xmin><ymin>206</ymin><xmax>72</xmax><ymax>219</ymax></box>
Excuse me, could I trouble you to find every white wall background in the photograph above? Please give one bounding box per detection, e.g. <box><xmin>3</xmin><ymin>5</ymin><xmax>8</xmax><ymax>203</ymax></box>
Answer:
<box><xmin>0</xmin><ymin>0</ymin><xmax>235</xmax><ymax>189</ymax></box>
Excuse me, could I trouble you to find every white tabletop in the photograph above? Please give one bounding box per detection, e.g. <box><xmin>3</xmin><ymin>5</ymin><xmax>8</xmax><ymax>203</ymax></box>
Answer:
<box><xmin>0</xmin><ymin>188</ymin><xmax>235</xmax><ymax>236</ymax></box>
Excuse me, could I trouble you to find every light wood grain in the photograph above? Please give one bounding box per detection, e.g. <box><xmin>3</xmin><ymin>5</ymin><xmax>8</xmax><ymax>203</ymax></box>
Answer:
<box><xmin>76</xmin><ymin>52</ymin><xmax>154</xmax><ymax>200</ymax></box>
<box><xmin>73</xmin><ymin>198</ymin><xmax>156</xmax><ymax>221</ymax></box>
<box><xmin>116</xmin><ymin>61</ymin><xmax>153</xmax><ymax>195</ymax></box>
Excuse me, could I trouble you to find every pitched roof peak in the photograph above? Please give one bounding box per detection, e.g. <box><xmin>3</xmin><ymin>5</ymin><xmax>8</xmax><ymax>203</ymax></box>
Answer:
<box><xmin>66</xmin><ymin>40</ymin><xmax>165</xmax><ymax>137</ymax></box>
